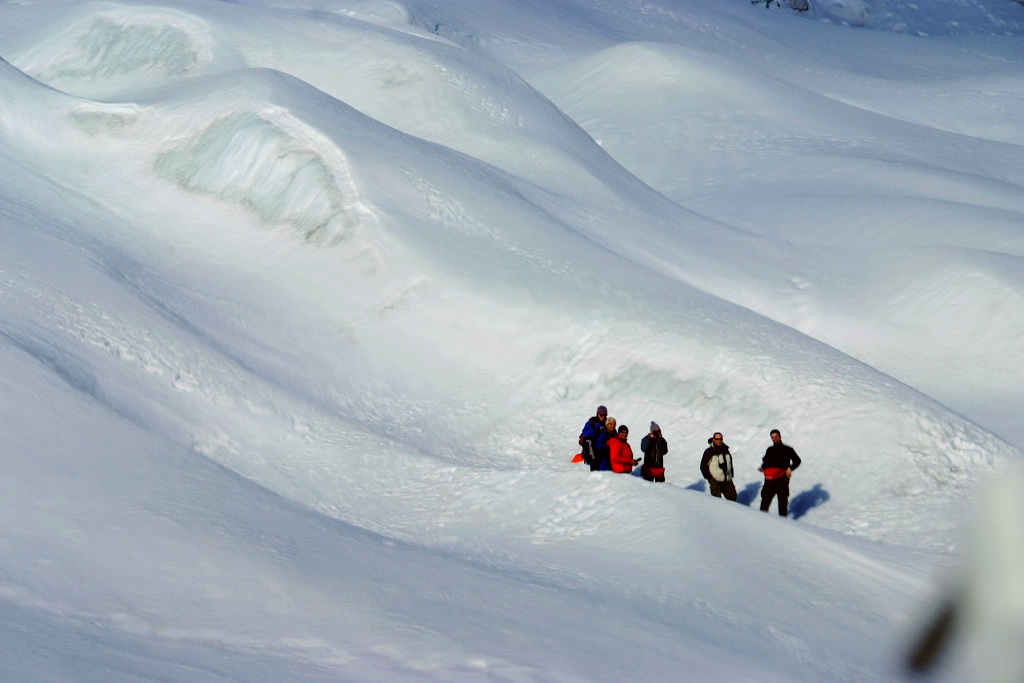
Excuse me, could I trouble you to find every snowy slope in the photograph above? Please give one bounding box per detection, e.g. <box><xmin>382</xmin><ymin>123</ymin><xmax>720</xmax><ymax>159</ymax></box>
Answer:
<box><xmin>521</xmin><ymin>0</ymin><xmax>1024</xmax><ymax>446</ymax></box>
<box><xmin>0</xmin><ymin>0</ymin><xmax>1022</xmax><ymax>680</ymax></box>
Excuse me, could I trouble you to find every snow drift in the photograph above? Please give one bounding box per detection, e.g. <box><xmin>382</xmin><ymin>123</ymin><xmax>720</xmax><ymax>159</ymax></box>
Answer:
<box><xmin>1</xmin><ymin>0</ymin><xmax>1022</xmax><ymax>680</ymax></box>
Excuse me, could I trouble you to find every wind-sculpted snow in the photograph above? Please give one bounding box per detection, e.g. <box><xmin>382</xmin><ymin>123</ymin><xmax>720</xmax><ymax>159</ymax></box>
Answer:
<box><xmin>154</xmin><ymin>110</ymin><xmax>375</xmax><ymax>244</ymax></box>
<box><xmin>806</xmin><ymin>0</ymin><xmax>1024</xmax><ymax>34</ymax></box>
<box><xmin>0</xmin><ymin>46</ymin><xmax>1008</xmax><ymax>555</ymax></box>
<box><xmin>7</xmin><ymin>4</ymin><xmax>214</xmax><ymax>99</ymax></box>
<box><xmin>41</xmin><ymin>17</ymin><xmax>202</xmax><ymax>78</ymax></box>
<box><xmin>2</xmin><ymin>0</ymin><xmax>1024</xmax><ymax>680</ymax></box>
<box><xmin>527</xmin><ymin>13</ymin><xmax>1024</xmax><ymax>446</ymax></box>
<box><xmin>1</xmin><ymin>0</ymin><xmax>641</xmax><ymax>198</ymax></box>
<box><xmin>0</xmin><ymin>21</ymin><xmax>1017</xmax><ymax>551</ymax></box>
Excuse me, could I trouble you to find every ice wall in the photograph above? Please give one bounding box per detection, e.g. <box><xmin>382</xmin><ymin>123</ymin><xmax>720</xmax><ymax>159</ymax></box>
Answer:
<box><xmin>154</xmin><ymin>109</ymin><xmax>374</xmax><ymax>244</ymax></box>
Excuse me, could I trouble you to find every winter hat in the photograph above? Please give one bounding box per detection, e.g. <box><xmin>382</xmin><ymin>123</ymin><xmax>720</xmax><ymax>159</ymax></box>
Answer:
<box><xmin>597</xmin><ymin>405</ymin><xmax>608</xmax><ymax>417</ymax></box>
<box><xmin>650</xmin><ymin>421</ymin><xmax>660</xmax><ymax>433</ymax></box>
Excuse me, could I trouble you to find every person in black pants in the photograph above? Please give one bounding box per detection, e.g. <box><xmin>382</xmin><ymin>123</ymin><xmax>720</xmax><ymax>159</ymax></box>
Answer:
<box><xmin>640</xmin><ymin>422</ymin><xmax>667</xmax><ymax>482</ymax></box>
<box><xmin>700</xmin><ymin>432</ymin><xmax>737</xmax><ymax>500</ymax></box>
<box><xmin>579</xmin><ymin>406</ymin><xmax>608</xmax><ymax>471</ymax></box>
<box><xmin>759</xmin><ymin>429</ymin><xmax>801</xmax><ymax>516</ymax></box>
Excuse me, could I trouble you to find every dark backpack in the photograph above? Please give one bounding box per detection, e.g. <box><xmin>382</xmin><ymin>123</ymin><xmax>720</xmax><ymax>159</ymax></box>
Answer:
<box><xmin>579</xmin><ymin>417</ymin><xmax>602</xmax><ymax>465</ymax></box>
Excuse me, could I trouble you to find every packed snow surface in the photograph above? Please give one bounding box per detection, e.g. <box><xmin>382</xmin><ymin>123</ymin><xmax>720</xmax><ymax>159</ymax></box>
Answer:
<box><xmin>0</xmin><ymin>0</ymin><xmax>1022</xmax><ymax>680</ymax></box>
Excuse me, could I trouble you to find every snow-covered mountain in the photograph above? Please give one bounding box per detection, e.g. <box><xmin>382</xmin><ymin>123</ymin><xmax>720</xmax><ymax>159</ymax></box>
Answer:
<box><xmin>1</xmin><ymin>0</ymin><xmax>1022</xmax><ymax>680</ymax></box>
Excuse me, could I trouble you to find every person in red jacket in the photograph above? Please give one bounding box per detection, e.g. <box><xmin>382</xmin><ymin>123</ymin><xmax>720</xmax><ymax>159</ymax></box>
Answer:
<box><xmin>608</xmin><ymin>425</ymin><xmax>639</xmax><ymax>474</ymax></box>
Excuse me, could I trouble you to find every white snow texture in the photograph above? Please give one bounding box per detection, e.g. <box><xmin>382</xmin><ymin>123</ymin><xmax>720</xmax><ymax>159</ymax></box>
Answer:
<box><xmin>0</xmin><ymin>0</ymin><xmax>1023</xmax><ymax>680</ymax></box>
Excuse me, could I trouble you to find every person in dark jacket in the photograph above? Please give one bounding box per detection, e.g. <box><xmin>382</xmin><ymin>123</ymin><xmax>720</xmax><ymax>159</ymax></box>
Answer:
<box><xmin>759</xmin><ymin>429</ymin><xmax>801</xmax><ymax>516</ymax></box>
<box><xmin>640</xmin><ymin>422</ymin><xmax>667</xmax><ymax>482</ymax></box>
<box><xmin>595</xmin><ymin>417</ymin><xmax>617</xmax><ymax>471</ymax></box>
<box><xmin>700</xmin><ymin>432</ymin><xmax>737</xmax><ymax>501</ymax></box>
<box><xmin>579</xmin><ymin>405</ymin><xmax>608</xmax><ymax>471</ymax></box>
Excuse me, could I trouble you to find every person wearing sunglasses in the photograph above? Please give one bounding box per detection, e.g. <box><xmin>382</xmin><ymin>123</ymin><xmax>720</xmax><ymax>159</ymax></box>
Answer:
<box><xmin>700</xmin><ymin>432</ymin><xmax>737</xmax><ymax>501</ymax></box>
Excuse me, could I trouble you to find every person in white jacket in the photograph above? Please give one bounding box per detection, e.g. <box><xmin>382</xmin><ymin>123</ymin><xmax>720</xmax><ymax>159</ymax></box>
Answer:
<box><xmin>700</xmin><ymin>433</ymin><xmax>737</xmax><ymax>501</ymax></box>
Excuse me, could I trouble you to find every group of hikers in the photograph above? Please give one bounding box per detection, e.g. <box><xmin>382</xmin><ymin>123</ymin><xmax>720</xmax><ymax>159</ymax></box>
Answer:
<box><xmin>578</xmin><ymin>405</ymin><xmax>802</xmax><ymax>516</ymax></box>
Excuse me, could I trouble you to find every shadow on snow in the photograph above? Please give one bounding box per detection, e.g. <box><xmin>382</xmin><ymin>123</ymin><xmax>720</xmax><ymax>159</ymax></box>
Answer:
<box><xmin>685</xmin><ymin>480</ymin><xmax>830</xmax><ymax>520</ymax></box>
<box><xmin>735</xmin><ymin>482</ymin><xmax>760</xmax><ymax>507</ymax></box>
<box><xmin>789</xmin><ymin>483</ymin><xmax>830</xmax><ymax>519</ymax></box>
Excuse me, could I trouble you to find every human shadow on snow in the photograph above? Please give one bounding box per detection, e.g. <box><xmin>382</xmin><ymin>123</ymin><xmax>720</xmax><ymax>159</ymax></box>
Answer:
<box><xmin>736</xmin><ymin>482</ymin><xmax>761</xmax><ymax>507</ymax></box>
<box><xmin>685</xmin><ymin>481</ymin><xmax>760</xmax><ymax>507</ymax></box>
<box><xmin>683</xmin><ymin>480</ymin><xmax>829</xmax><ymax>519</ymax></box>
<box><xmin>789</xmin><ymin>483</ymin><xmax>830</xmax><ymax>519</ymax></box>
